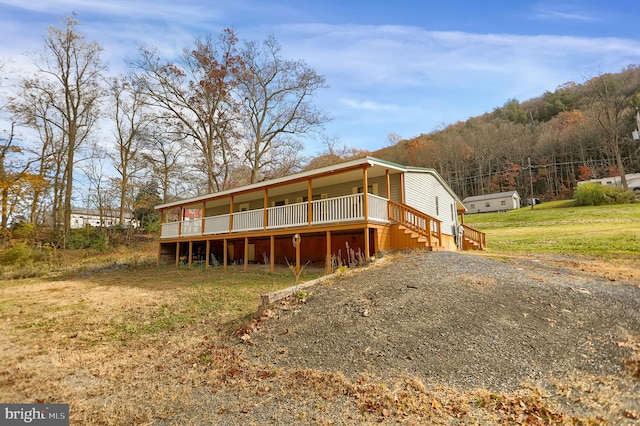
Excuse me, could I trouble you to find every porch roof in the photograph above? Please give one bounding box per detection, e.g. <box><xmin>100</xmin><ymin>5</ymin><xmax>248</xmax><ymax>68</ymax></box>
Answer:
<box><xmin>155</xmin><ymin>156</ymin><xmax>465</xmax><ymax>211</ymax></box>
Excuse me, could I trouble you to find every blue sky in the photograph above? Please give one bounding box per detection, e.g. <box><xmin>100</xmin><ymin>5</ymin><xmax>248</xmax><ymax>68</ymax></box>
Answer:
<box><xmin>1</xmin><ymin>0</ymin><xmax>639</xmax><ymax>154</ymax></box>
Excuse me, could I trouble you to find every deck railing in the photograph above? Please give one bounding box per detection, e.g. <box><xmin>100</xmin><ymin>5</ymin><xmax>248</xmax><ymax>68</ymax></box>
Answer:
<box><xmin>388</xmin><ymin>200</ymin><xmax>441</xmax><ymax>246</ymax></box>
<box><xmin>462</xmin><ymin>224</ymin><xmax>487</xmax><ymax>250</ymax></box>
<box><xmin>160</xmin><ymin>193</ymin><xmax>438</xmax><ymax>240</ymax></box>
<box><xmin>204</xmin><ymin>214</ymin><xmax>230</xmax><ymax>235</ymax></box>
<box><xmin>232</xmin><ymin>209</ymin><xmax>264</xmax><ymax>232</ymax></box>
<box><xmin>267</xmin><ymin>202</ymin><xmax>308</xmax><ymax>229</ymax></box>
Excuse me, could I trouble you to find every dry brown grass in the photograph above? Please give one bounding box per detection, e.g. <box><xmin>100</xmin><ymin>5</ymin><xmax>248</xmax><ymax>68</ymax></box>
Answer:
<box><xmin>1</xmin><ymin>246</ymin><xmax>638</xmax><ymax>424</ymax></box>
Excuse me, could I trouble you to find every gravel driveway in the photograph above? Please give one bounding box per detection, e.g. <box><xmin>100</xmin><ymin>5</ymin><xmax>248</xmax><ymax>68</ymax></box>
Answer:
<box><xmin>243</xmin><ymin>250</ymin><xmax>640</xmax><ymax>423</ymax></box>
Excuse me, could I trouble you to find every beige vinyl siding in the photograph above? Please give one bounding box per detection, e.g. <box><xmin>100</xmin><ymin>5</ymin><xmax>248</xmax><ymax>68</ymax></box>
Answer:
<box><xmin>403</xmin><ymin>171</ymin><xmax>458</xmax><ymax>236</ymax></box>
<box><xmin>388</xmin><ymin>173</ymin><xmax>402</xmax><ymax>202</ymax></box>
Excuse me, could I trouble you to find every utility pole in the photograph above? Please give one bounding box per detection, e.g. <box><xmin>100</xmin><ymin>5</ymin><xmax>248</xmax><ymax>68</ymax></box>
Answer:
<box><xmin>528</xmin><ymin>157</ymin><xmax>534</xmax><ymax>210</ymax></box>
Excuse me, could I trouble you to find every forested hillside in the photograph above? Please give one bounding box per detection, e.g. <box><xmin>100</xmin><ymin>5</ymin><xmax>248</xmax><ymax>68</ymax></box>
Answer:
<box><xmin>373</xmin><ymin>65</ymin><xmax>640</xmax><ymax>201</ymax></box>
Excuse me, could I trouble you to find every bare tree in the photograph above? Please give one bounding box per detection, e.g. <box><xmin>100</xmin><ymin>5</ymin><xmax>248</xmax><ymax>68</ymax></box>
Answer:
<box><xmin>237</xmin><ymin>35</ymin><xmax>329</xmax><ymax>183</ymax></box>
<box><xmin>132</xmin><ymin>29</ymin><xmax>243</xmax><ymax>193</ymax></box>
<box><xmin>21</xmin><ymin>14</ymin><xmax>105</xmax><ymax>237</ymax></box>
<box><xmin>109</xmin><ymin>75</ymin><xmax>151</xmax><ymax>225</ymax></box>
<box><xmin>140</xmin><ymin>120</ymin><xmax>188</xmax><ymax>203</ymax></box>
<box><xmin>585</xmin><ymin>68</ymin><xmax>640</xmax><ymax>189</ymax></box>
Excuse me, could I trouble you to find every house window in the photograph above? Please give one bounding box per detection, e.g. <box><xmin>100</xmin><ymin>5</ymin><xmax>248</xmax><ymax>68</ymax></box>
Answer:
<box><xmin>470</xmin><ymin>204</ymin><xmax>475</xmax><ymax>209</ymax></box>
<box><xmin>435</xmin><ymin>197</ymin><xmax>439</xmax><ymax>215</ymax></box>
<box><xmin>356</xmin><ymin>184</ymin><xmax>379</xmax><ymax>195</ymax></box>
<box><xmin>485</xmin><ymin>202</ymin><xmax>490</xmax><ymax>208</ymax></box>
<box><xmin>501</xmin><ymin>200</ymin><xmax>506</xmax><ymax>206</ymax></box>
<box><xmin>450</xmin><ymin>204</ymin><xmax>454</xmax><ymax>221</ymax></box>
<box><xmin>239</xmin><ymin>203</ymin><xmax>250</xmax><ymax>212</ymax></box>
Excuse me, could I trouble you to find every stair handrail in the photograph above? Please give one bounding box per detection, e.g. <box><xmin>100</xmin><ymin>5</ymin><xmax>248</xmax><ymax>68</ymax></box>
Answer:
<box><xmin>387</xmin><ymin>200</ymin><xmax>441</xmax><ymax>246</ymax></box>
<box><xmin>461</xmin><ymin>223</ymin><xmax>486</xmax><ymax>250</ymax></box>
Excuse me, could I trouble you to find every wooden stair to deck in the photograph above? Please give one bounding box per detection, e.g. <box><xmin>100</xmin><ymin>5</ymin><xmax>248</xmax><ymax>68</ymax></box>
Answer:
<box><xmin>461</xmin><ymin>224</ymin><xmax>486</xmax><ymax>250</ymax></box>
<box><xmin>394</xmin><ymin>224</ymin><xmax>445</xmax><ymax>251</ymax></box>
<box><xmin>388</xmin><ymin>200</ymin><xmax>443</xmax><ymax>251</ymax></box>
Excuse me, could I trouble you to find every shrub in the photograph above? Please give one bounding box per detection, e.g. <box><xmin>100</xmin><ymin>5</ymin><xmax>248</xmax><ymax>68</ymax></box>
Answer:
<box><xmin>574</xmin><ymin>183</ymin><xmax>613</xmax><ymax>206</ymax></box>
<box><xmin>11</xmin><ymin>222</ymin><xmax>34</xmax><ymax>240</ymax></box>
<box><xmin>66</xmin><ymin>227</ymin><xmax>109</xmax><ymax>251</ymax></box>
<box><xmin>573</xmin><ymin>183</ymin><xmax>635</xmax><ymax>206</ymax></box>
<box><xmin>1</xmin><ymin>242</ymin><xmax>33</xmax><ymax>266</ymax></box>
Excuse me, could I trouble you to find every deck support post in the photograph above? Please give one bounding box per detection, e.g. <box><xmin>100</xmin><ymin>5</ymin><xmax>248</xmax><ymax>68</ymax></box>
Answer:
<box><xmin>188</xmin><ymin>241</ymin><xmax>193</xmax><ymax>268</ymax></box>
<box><xmin>325</xmin><ymin>230</ymin><xmax>331</xmax><ymax>275</ymax></box>
<box><xmin>205</xmin><ymin>240</ymin><xmax>210</xmax><ymax>269</ymax></box>
<box><xmin>223</xmin><ymin>238</ymin><xmax>228</xmax><ymax>271</ymax></box>
<box><xmin>270</xmin><ymin>235</ymin><xmax>275</xmax><ymax>272</ymax></box>
<box><xmin>294</xmin><ymin>234</ymin><xmax>302</xmax><ymax>275</ymax></box>
<box><xmin>244</xmin><ymin>237</ymin><xmax>249</xmax><ymax>272</ymax></box>
<box><xmin>175</xmin><ymin>242</ymin><xmax>179</xmax><ymax>266</ymax></box>
<box><xmin>364</xmin><ymin>227</ymin><xmax>370</xmax><ymax>260</ymax></box>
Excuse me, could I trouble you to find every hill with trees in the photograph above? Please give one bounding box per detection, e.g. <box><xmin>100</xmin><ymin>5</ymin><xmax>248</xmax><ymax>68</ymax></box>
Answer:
<box><xmin>372</xmin><ymin>66</ymin><xmax>640</xmax><ymax>201</ymax></box>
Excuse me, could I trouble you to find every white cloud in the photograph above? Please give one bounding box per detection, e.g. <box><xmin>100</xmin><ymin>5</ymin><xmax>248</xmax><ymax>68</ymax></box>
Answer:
<box><xmin>340</xmin><ymin>98</ymin><xmax>398</xmax><ymax>112</ymax></box>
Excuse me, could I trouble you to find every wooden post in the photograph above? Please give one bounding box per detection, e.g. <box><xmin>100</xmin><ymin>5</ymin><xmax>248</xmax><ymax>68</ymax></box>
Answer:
<box><xmin>188</xmin><ymin>241</ymin><xmax>193</xmax><ymax>268</ymax></box>
<box><xmin>223</xmin><ymin>238</ymin><xmax>228</xmax><ymax>271</ymax></box>
<box><xmin>229</xmin><ymin>196</ymin><xmax>234</xmax><ymax>232</ymax></box>
<box><xmin>362</xmin><ymin>168</ymin><xmax>369</xmax><ymax>221</ymax></box>
<box><xmin>325</xmin><ymin>230</ymin><xmax>331</xmax><ymax>275</ymax></box>
<box><xmin>205</xmin><ymin>240</ymin><xmax>210</xmax><ymax>269</ymax></box>
<box><xmin>399</xmin><ymin>174</ymin><xmax>405</xmax><ymax>204</ymax></box>
<box><xmin>244</xmin><ymin>237</ymin><xmax>249</xmax><ymax>272</ymax></box>
<box><xmin>385</xmin><ymin>169</ymin><xmax>391</xmax><ymax>199</ymax></box>
<box><xmin>201</xmin><ymin>201</ymin><xmax>206</xmax><ymax>235</ymax></box>
<box><xmin>263</xmin><ymin>189</ymin><xmax>269</xmax><ymax>230</ymax></box>
<box><xmin>364</xmin><ymin>227</ymin><xmax>370</xmax><ymax>260</ymax></box>
<box><xmin>293</xmin><ymin>233</ymin><xmax>301</xmax><ymax>275</ymax></box>
<box><xmin>270</xmin><ymin>235</ymin><xmax>275</xmax><ymax>273</ymax></box>
<box><xmin>307</xmin><ymin>179</ymin><xmax>313</xmax><ymax>225</ymax></box>
<box><xmin>175</xmin><ymin>242</ymin><xmax>180</xmax><ymax>266</ymax></box>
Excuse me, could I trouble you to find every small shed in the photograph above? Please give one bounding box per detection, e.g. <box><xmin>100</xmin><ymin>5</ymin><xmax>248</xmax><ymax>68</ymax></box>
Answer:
<box><xmin>462</xmin><ymin>191</ymin><xmax>521</xmax><ymax>214</ymax></box>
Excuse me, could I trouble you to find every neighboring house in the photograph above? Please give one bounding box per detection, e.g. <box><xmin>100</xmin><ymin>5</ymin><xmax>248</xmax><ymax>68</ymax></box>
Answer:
<box><xmin>577</xmin><ymin>173</ymin><xmax>640</xmax><ymax>193</ymax></box>
<box><xmin>71</xmin><ymin>208</ymin><xmax>137</xmax><ymax>229</ymax></box>
<box><xmin>155</xmin><ymin>156</ymin><xmax>486</xmax><ymax>273</ymax></box>
<box><xmin>462</xmin><ymin>191</ymin><xmax>521</xmax><ymax>214</ymax></box>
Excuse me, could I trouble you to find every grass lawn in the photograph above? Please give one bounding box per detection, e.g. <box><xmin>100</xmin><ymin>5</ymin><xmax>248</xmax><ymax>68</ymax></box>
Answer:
<box><xmin>464</xmin><ymin>201</ymin><xmax>640</xmax><ymax>257</ymax></box>
<box><xmin>463</xmin><ymin>201</ymin><xmax>640</xmax><ymax>285</ymax></box>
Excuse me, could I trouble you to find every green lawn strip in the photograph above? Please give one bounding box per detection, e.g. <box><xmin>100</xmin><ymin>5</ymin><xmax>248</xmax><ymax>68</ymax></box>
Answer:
<box><xmin>465</xmin><ymin>202</ymin><xmax>640</xmax><ymax>257</ymax></box>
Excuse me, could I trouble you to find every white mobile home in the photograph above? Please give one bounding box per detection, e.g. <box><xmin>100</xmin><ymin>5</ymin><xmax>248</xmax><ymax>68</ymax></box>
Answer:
<box><xmin>577</xmin><ymin>173</ymin><xmax>640</xmax><ymax>193</ymax></box>
<box><xmin>155</xmin><ymin>156</ymin><xmax>487</xmax><ymax>273</ymax></box>
<box><xmin>462</xmin><ymin>191</ymin><xmax>521</xmax><ymax>214</ymax></box>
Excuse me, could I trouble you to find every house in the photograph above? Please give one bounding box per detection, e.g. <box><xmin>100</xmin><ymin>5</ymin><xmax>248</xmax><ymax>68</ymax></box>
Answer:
<box><xmin>155</xmin><ymin>156</ymin><xmax>486</xmax><ymax>273</ymax></box>
<box><xmin>71</xmin><ymin>208</ymin><xmax>137</xmax><ymax>229</ymax></box>
<box><xmin>462</xmin><ymin>191</ymin><xmax>521</xmax><ymax>214</ymax></box>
